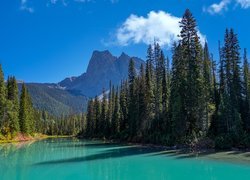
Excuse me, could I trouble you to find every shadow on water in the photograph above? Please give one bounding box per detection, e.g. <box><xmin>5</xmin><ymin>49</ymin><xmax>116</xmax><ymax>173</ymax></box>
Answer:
<box><xmin>33</xmin><ymin>145</ymin><xmax>163</xmax><ymax>166</ymax></box>
<box><xmin>32</xmin><ymin>138</ymin><xmax>250</xmax><ymax>166</ymax></box>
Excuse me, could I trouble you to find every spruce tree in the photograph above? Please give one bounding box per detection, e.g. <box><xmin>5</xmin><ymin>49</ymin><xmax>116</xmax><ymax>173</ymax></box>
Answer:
<box><xmin>218</xmin><ymin>29</ymin><xmax>243</xmax><ymax>139</ymax></box>
<box><xmin>169</xmin><ymin>43</ymin><xmax>186</xmax><ymax>141</ymax></box>
<box><xmin>100</xmin><ymin>89</ymin><xmax>108</xmax><ymax>137</ymax></box>
<box><xmin>0</xmin><ymin>64</ymin><xmax>6</xmax><ymax>134</ymax></box>
<box><xmin>119</xmin><ymin>80</ymin><xmax>128</xmax><ymax>135</ymax></box>
<box><xmin>6</xmin><ymin>76</ymin><xmax>20</xmax><ymax>134</ymax></box>
<box><xmin>243</xmin><ymin>49</ymin><xmax>250</xmax><ymax>131</ymax></box>
<box><xmin>180</xmin><ymin>9</ymin><xmax>205</xmax><ymax>137</ymax></box>
<box><xmin>128</xmin><ymin>59</ymin><xmax>137</xmax><ymax>138</ymax></box>
<box><xmin>86</xmin><ymin>99</ymin><xmax>94</xmax><ymax>136</ymax></box>
<box><xmin>144</xmin><ymin>46</ymin><xmax>155</xmax><ymax>134</ymax></box>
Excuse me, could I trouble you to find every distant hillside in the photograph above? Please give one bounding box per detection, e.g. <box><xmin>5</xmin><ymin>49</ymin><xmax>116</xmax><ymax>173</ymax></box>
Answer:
<box><xmin>18</xmin><ymin>83</ymin><xmax>88</xmax><ymax>116</ymax></box>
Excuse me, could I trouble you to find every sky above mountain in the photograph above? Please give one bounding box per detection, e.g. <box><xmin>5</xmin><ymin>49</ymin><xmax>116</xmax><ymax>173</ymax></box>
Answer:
<box><xmin>0</xmin><ymin>0</ymin><xmax>250</xmax><ymax>83</ymax></box>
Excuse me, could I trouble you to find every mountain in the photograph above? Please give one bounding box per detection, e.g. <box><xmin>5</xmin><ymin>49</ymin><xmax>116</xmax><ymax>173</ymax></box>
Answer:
<box><xmin>59</xmin><ymin>50</ymin><xmax>145</xmax><ymax>97</ymax></box>
<box><xmin>24</xmin><ymin>50</ymin><xmax>144</xmax><ymax>115</ymax></box>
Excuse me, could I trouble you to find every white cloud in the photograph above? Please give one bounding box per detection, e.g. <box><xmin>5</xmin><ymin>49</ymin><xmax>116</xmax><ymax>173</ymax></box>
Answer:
<box><xmin>236</xmin><ymin>0</ymin><xmax>250</xmax><ymax>8</ymax></box>
<box><xmin>204</xmin><ymin>0</ymin><xmax>231</xmax><ymax>14</ymax></box>
<box><xmin>20</xmin><ymin>0</ymin><xmax>34</xmax><ymax>13</ymax></box>
<box><xmin>204</xmin><ymin>0</ymin><xmax>250</xmax><ymax>14</ymax></box>
<box><xmin>115</xmin><ymin>11</ymin><xmax>206</xmax><ymax>48</ymax></box>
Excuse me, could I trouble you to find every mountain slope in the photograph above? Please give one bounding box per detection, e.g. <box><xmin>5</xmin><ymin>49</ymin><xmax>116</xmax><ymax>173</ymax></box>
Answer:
<box><xmin>20</xmin><ymin>83</ymin><xmax>88</xmax><ymax>116</ymax></box>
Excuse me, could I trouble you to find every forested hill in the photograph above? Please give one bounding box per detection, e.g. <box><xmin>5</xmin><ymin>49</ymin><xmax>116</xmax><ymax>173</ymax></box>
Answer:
<box><xmin>18</xmin><ymin>83</ymin><xmax>88</xmax><ymax>116</ymax></box>
<box><xmin>22</xmin><ymin>51</ymin><xmax>144</xmax><ymax>116</ymax></box>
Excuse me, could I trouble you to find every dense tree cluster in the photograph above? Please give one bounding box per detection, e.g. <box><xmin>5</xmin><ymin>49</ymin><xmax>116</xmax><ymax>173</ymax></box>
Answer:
<box><xmin>0</xmin><ymin>65</ymin><xmax>84</xmax><ymax>139</ymax></box>
<box><xmin>84</xmin><ymin>9</ymin><xmax>250</xmax><ymax>149</ymax></box>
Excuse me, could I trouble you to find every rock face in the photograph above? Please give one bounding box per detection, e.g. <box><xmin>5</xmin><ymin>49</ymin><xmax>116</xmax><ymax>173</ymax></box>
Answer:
<box><xmin>59</xmin><ymin>50</ymin><xmax>145</xmax><ymax>97</ymax></box>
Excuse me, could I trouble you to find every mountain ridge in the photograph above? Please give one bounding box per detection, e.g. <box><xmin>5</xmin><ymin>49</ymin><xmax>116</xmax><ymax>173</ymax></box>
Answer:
<box><xmin>24</xmin><ymin>50</ymin><xmax>145</xmax><ymax>115</ymax></box>
<box><xmin>59</xmin><ymin>50</ymin><xmax>145</xmax><ymax>97</ymax></box>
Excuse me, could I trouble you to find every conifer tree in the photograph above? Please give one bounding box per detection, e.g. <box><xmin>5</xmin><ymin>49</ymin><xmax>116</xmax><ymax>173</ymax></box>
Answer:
<box><xmin>169</xmin><ymin>43</ymin><xmax>186</xmax><ymax>140</ymax></box>
<box><xmin>19</xmin><ymin>84</ymin><xmax>34</xmax><ymax>134</ymax></box>
<box><xmin>112</xmin><ymin>88</ymin><xmax>120</xmax><ymax>136</ymax></box>
<box><xmin>137</xmin><ymin>64</ymin><xmax>146</xmax><ymax>137</ymax></box>
<box><xmin>218</xmin><ymin>29</ymin><xmax>243</xmax><ymax>138</ymax></box>
<box><xmin>6</xmin><ymin>76</ymin><xmax>20</xmax><ymax>134</ymax></box>
<box><xmin>86</xmin><ymin>99</ymin><xmax>94</xmax><ymax>136</ymax></box>
<box><xmin>180</xmin><ymin>9</ymin><xmax>205</xmax><ymax>137</ymax></box>
<box><xmin>243</xmin><ymin>49</ymin><xmax>250</xmax><ymax>131</ymax></box>
<box><xmin>93</xmin><ymin>96</ymin><xmax>101</xmax><ymax>136</ymax></box>
<box><xmin>0</xmin><ymin>64</ymin><xmax>6</xmax><ymax>133</ymax></box>
<box><xmin>100</xmin><ymin>89</ymin><xmax>108</xmax><ymax>137</ymax></box>
<box><xmin>144</xmin><ymin>46</ymin><xmax>155</xmax><ymax>134</ymax></box>
<box><xmin>128</xmin><ymin>59</ymin><xmax>137</xmax><ymax>138</ymax></box>
<box><xmin>119</xmin><ymin>80</ymin><xmax>128</xmax><ymax>134</ymax></box>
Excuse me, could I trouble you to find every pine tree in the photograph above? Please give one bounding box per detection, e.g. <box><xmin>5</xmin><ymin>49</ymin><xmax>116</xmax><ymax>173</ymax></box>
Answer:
<box><xmin>180</xmin><ymin>9</ymin><xmax>205</xmax><ymax>137</ymax></box>
<box><xmin>6</xmin><ymin>76</ymin><xmax>20</xmax><ymax>134</ymax></box>
<box><xmin>86</xmin><ymin>99</ymin><xmax>94</xmax><ymax>136</ymax></box>
<box><xmin>128</xmin><ymin>58</ymin><xmax>137</xmax><ymax>138</ymax></box>
<box><xmin>169</xmin><ymin>43</ymin><xmax>186</xmax><ymax>141</ymax></box>
<box><xmin>218</xmin><ymin>29</ymin><xmax>243</xmax><ymax>138</ymax></box>
<box><xmin>137</xmin><ymin>64</ymin><xmax>146</xmax><ymax>138</ymax></box>
<box><xmin>100</xmin><ymin>89</ymin><xmax>108</xmax><ymax>137</ymax></box>
<box><xmin>19</xmin><ymin>84</ymin><xmax>34</xmax><ymax>134</ymax></box>
<box><xmin>0</xmin><ymin>64</ymin><xmax>6</xmax><ymax>134</ymax></box>
<box><xmin>93</xmin><ymin>96</ymin><xmax>101</xmax><ymax>136</ymax></box>
<box><xmin>112</xmin><ymin>88</ymin><xmax>120</xmax><ymax>136</ymax></box>
<box><xmin>203</xmin><ymin>42</ymin><xmax>213</xmax><ymax>133</ymax></box>
<box><xmin>243</xmin><ymin>49</ymin><xmax>250</xmax><ymax>131</ymax></box>
<box><xmin>144</xmin><ymin>46</ymin><xmax>155</xmax><ymax>134</ymax></box>
<box><xmin>119</xmin><ymin>80</ymin><xmax>128</xmax><ymax>135</ymax></box>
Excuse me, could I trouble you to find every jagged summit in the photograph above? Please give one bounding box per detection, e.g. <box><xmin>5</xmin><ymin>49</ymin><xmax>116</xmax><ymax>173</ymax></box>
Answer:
<box><xmin>59</xmin><ymin>50</ymin><xmax>145</xmax><ymax>97</ymax></box>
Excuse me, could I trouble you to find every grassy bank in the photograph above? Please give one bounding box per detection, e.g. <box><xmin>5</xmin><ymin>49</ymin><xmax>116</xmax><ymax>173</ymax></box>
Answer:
<box><xmin>0</xmin><ymin>133</ymin><xmax>74</xmax><ymax>144</ymax></box>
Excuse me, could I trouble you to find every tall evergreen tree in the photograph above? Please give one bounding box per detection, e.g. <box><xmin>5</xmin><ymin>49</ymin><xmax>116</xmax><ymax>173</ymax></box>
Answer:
<box><xmin>86</xmin><ymin>99</ymin><xmax>94</xmax><ymax>136</ymax></box>
<box><xmin>6</xmin><ymin>76</ymin><xmax>20</xmax><ymax>134</ymax></box>
<box><xmin>119</xmin><ymin>80</ymin><xmax>128</xmax><ymax>134</ymax></box>
<box><xmin>243</xmin><ymin>49</ymin><xmax>250</xmax><ymax>131</ymax></box>
<box><xmin>19</xmin><ymin>84</ymin><xmax>34</xmax><ymax>134</ymax></box>
<box><xmin>128</xmin><ymin>59</ymin><xmax>137</xmax><ymax>138</ymax></box>
<box><xmin>218</xmin><ymin>29</ymin><xmax>243</xmax><ymax>138</ymax></box>
<box><xmin>0</xmin><ymin>64</ymin><xmax>6</xmax><ymax>134</ymax></box>
<box><xmin>169</xmin><ymin>43</ymin><xmax>187</xmax><ymax>141</ymax></box>
<box><xmin>180</xmin><ymin>9</ymin><xmax>205</xmax><ymax>137</ymax></box>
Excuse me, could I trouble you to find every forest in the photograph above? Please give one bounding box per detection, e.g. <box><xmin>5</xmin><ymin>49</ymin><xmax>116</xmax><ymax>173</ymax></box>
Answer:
<box><xmin>1</xmin><ymin>9</ymin><xmax>250</xmax><ymax>149</ymax></box>
<box><xmin>83</xmin><ymin>9</ymin><xmax>250</xmax><ymax>149</ymax></box>
<box><xmin>0</xmin><ymin>70</ymin><xmax>85</xmax><ymax>140</ymax></box>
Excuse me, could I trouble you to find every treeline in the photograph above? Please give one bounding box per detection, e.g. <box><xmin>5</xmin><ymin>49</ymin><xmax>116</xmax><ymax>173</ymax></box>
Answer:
<box><xmin>0</xmin><ymin>65</ymin><xmax>85</xmax><ymax>139</ymax></box>
<box><xmin>83</xmin><ymin>9</ymin><xmax>250</xmax><ymax>149</ymax></box>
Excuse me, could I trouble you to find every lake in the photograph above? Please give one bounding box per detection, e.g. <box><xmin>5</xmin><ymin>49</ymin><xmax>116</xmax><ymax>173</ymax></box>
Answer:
<box><xmin>0</xmin><ymin>138</ymin><xmax>250</xmax><ymax>180</ymax></box>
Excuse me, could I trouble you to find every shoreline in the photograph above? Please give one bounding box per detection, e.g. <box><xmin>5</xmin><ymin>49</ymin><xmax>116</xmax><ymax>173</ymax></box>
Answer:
<box><xmin>0</xmin><ymin>134</ymin><xmax>74</xmax><ymax>144</ymax></box>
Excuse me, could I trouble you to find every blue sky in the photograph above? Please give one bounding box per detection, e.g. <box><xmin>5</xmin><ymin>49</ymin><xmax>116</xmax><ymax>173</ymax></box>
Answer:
<box><xmin>0</xmin><ymin>0</ymin><xmax>250</xmax><ymax>83</ymax></box>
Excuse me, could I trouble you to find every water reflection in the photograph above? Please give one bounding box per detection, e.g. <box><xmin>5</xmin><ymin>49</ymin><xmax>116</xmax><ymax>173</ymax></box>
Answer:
<box><xmin>1</xmin><ymin>138</ymin><xmax>250</xmax><ymax>180</ymax></box>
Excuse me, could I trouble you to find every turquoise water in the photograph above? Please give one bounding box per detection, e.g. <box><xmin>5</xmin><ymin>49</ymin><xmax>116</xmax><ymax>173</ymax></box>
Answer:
<box><xmin>0</xmin><ymin>138</ymin><xmax>250</xmax><ymax>180</ymax></box>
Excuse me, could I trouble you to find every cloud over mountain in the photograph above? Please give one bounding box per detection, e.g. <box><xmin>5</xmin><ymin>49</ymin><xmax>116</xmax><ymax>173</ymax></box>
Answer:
<box><xmin>115</xmin><ymin>11</ymin><xmax>206</xmax><ymax>47</ymax></box>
